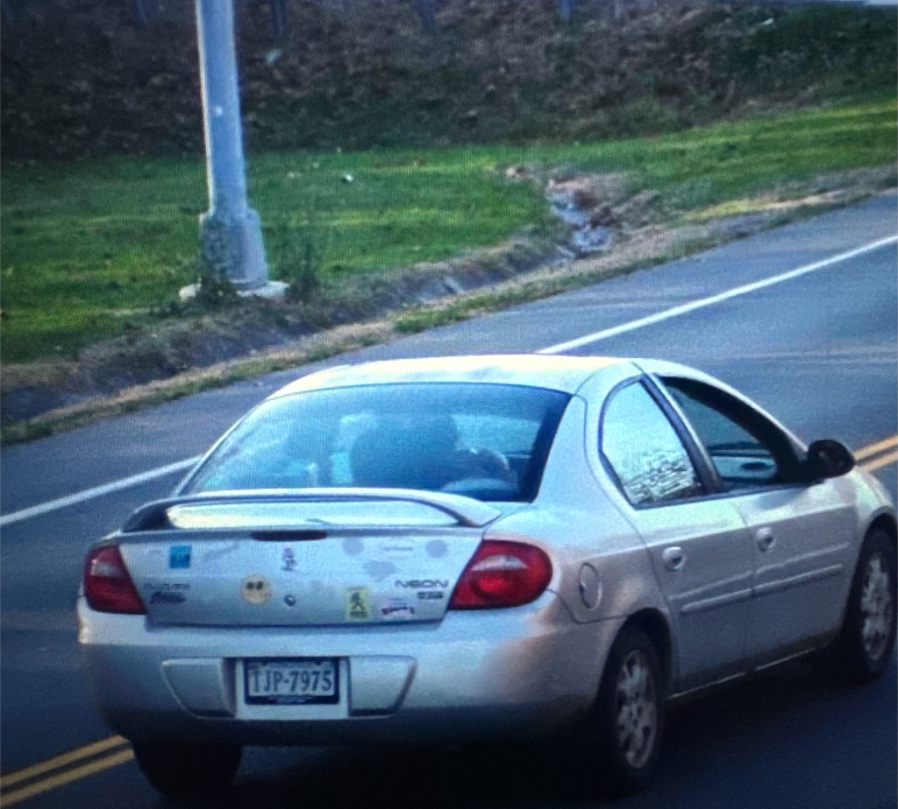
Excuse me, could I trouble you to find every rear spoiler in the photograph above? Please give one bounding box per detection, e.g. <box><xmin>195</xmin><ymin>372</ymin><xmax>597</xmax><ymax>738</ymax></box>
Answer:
<box><xmin>122</xmin><ymin>488</ymin><xmax>502</xmax><ymax>532</ymax></box>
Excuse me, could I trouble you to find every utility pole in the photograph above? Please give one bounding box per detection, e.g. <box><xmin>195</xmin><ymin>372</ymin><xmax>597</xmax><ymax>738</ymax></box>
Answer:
<box><xmin>186</xmin><ymin>0</ymin><xmax>284</xmax><ymax>298</ymax></box>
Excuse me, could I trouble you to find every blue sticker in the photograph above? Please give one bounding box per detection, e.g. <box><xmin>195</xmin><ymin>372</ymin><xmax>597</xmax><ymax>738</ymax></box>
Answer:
<box><xmin>169</xmin><ymin>545</ymin><xmax>192</xmax><ymax>569</ymax></box>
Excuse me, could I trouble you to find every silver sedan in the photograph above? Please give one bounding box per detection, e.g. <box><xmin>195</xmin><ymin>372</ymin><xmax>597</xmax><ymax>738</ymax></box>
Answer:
<box><xmin>78</xmin><ymin>355</ymin><xmax>897</xmax><ymax>800</ymax></box>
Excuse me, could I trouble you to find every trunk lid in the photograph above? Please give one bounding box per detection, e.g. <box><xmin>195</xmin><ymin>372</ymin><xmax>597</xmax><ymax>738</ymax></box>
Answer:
<box><xmin>117</xmin><ymin>490</ymin><xmax>500</xmax><ymax>627</ymax></box>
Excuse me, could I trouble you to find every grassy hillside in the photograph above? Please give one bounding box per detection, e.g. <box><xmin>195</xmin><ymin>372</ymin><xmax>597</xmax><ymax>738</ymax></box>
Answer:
<box><xmin>2</xmin><ymin>97</ymin><xmax>895</xmax><ymax>365</ymax></box>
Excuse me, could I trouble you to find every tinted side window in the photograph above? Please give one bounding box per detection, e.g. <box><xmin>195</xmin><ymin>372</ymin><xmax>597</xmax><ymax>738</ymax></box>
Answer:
<box><xmin>601</xmin><ymin>382</ymin><xmax>703</xmax><ymax>506</ymax></box>
<box><xmin>660</xmin><ymin>377</ymin><xmax>801</xmax><ymax>491</ymax></box>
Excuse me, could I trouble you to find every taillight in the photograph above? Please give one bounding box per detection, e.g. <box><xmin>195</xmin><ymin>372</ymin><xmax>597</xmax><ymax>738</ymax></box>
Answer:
<box><xmin>83</xmin><ymin>545</ymin><xmax>145</xmax><ymax>614</ymax></box>
<box><xmin>449</xmin><ymin>540</ymin><xmax>552</xmax><ymax>609</ymax></box>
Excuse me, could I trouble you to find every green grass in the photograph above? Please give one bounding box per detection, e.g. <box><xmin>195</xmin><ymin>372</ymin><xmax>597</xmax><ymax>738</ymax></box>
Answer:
<box><xmin>0</xmin><ymin>152</ymin><xmax>549</xmax><ymax>362</ymax></box>
<box><xmin>2</xmin><ymin>96</ymin><xmax>895</xmax><ymax>364</ymax></box>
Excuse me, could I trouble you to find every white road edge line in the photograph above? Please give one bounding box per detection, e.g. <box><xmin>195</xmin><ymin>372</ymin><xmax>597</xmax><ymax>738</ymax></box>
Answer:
<box><xmin>538</xmin><ymin>234</ymin><xmax>898</xmax><ymax>354</ymax></box>
<box><xmin>0</xmin><ymin>457</ymin><xmax>201</xmax><ymax>528</ymax></box>
<box><xmin>2</xmin><ymin>233</ymin><xmax>896</xmax><ymax>528</ymax></box>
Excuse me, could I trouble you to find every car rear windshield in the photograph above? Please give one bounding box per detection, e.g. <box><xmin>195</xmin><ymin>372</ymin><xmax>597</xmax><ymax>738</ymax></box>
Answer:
<box><xmin>182</xmin><ymin>383</ymin><xmax>571</xmax><ymax>502</ymax></box>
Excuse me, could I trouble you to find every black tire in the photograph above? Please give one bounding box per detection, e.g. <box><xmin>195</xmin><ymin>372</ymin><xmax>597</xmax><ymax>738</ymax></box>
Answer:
<box><xmin>132</xmin><ymin>741</ymin><xmax>242</xmax><ymax>801</ymax></box>
<box><xmin>822</xmin><ymin>530</ymin><xmax>897</xmax><ymax>685</ymax></box>
<box><xmin>584</xmin><ymin>625</ymin><xmax>666</xmax><ymax>796</ymax></box>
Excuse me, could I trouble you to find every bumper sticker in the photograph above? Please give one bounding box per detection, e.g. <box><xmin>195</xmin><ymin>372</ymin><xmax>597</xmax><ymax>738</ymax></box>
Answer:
<box><xmin>142</xmin><ymin>581</ymin><xmax>190</xmax><ymax>593</ymax></box>
<box><xmin>282</xmin><ymin>546</ymin><xmax>297</xmax><ymax>572</ymax></box>
<box><xmin>242</xmin><ymin>574</ymin><xmax>272</xmax><ymax>605</ymax></box>
<box><xmin>169</xmin><ymin>544</ymin><xmax>192</xmax><ymax>569</ymax></box>
<box><xmin>150</xmin><ymin>591</ymin><xmax>186</xmax><ymax>605</ymax></box>
<box><xmin>380</xmin><ymin>598</ymin><xmax>416</xmax><ymax>620</ymax></box>
<box><xmin>345</xmin><ymin>587</ymin><xmax>371</xmax><ymax>621</ymax></box>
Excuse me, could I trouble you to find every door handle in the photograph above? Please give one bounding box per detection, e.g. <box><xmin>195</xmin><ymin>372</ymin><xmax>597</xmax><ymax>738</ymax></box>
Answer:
<box><xmin>662</xmin><ymin>546</ymin><xmax>686</xmax><ymax>571</ymax></box>
<box><xmin>756</xmin><ymin>528</ymin><xmax>776</xmax><ymax>552</ymax></box>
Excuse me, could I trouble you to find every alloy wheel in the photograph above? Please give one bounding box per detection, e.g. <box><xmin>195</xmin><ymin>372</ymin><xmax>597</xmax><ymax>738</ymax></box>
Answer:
<box><xmin>613</xmin><ymin>649</ymin><xmax>658</xmax><ymax>770</ymax></box>
<box><xmin>859</xmin><ymin>550</ymin><xmax>895</xmax><ymax>663</ymax></box>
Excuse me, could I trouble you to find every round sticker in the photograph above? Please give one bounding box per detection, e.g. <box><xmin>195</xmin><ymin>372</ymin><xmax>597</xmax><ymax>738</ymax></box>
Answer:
<box><xmin>241</xmin><ymin>574</ymin><xmax>271</xmax><ymax>605</ymax></box>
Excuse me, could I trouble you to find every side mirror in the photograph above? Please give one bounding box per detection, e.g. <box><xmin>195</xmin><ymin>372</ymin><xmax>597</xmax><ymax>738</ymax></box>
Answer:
<box><xmin>804</xmin><ymin>439</ymin><xmax>855</xmax><ymax>481</ymax></box>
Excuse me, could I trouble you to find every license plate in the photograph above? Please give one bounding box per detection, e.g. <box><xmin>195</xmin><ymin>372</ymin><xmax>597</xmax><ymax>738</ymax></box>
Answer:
<box><xmin>244</xmin><ymin>658</ymin><xmax>339</xmax><ymax>705</ymax></box>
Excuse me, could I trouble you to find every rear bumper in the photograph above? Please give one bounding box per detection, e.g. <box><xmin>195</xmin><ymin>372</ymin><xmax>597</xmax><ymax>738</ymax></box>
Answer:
<box><xmin>77</xmin><ymin>593</ymin><xmax>623</xmax><ymax>746</ymax></box>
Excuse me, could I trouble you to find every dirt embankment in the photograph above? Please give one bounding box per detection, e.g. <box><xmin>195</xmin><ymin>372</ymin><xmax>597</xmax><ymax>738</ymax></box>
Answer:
<box><xmin>3</xmin><ymin>0</ymin><xmax>895</xmax><ymax>161</ymax></box>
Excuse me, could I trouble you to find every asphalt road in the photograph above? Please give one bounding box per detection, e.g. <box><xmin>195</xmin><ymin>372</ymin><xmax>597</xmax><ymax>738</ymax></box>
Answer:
<box><xmin>1</xmin><ymin>191</ymin><xmax>896</xmax><ymax>808</ymax></box>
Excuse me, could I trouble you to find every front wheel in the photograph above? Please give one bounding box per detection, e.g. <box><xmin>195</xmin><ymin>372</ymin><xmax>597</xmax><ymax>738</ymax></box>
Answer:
<box><xmin>823</xmin><ymin>530</ymin><xmax>897</xmax><ymax>684</ymax></box>
<box><xmin>583</xmin><ymin>625</ymin><xmax>666</xmax><ymax>796</ymax></box>
<box><xmin>132</xmin><ymin>741</ymin><xmax>242</xmax><ymax>801</ymax></box>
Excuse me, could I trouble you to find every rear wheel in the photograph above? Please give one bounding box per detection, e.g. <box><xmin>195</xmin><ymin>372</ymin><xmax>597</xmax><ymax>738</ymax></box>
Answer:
<box><xmin>823</xmin><ymin>530</ymin><xmax>897</xmax><ymax>684</ymax></box>
<box><xmin>585</xmin><ymin>625</ymin><xmax>665</xmax><ymax>796</ymax></box>
<box><xmin>132</xmin><ymin>741</ymin><xmax>242</xmax><ymax>801</ymax></box>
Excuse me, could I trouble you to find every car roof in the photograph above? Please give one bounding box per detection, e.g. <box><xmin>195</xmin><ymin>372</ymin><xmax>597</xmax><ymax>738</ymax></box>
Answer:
<box><xmin>270</xmin><ymin>354</ymin><xmax>636</xmax><ymax>397</ymax></box>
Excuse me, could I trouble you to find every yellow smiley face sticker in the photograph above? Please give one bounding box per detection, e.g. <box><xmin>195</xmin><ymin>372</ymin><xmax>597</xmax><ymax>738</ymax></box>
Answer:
<box><xmin>241</xmin><ymin>574</ymin><xmax>271</xmax><ymax>605</ymax></box>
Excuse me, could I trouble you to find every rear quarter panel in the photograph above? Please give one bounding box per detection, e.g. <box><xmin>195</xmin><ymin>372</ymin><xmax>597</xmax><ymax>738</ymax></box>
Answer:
<box><xmin>494</xmin><ymin>390</ymin><xmax>668</xmax><ymax>631</ymax></box>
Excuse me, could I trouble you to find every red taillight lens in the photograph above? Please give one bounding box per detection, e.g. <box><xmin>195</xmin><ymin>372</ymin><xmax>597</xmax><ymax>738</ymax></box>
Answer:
<box><xmin>449</xmin><ymin>540</ymin><xmax>552</xmax><ymax>609</ymax></box>
<box><xmin>83</xmin><ymin>545</ymin><xmax>145</xmax><ymax>614</ymax></box>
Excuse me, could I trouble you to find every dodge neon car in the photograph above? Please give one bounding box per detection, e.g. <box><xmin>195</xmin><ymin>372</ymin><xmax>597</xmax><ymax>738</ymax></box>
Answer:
<box><xmin>78</xmin><ymin>355</ymin><xmax>897</xmax><ymax>800</ymax></box>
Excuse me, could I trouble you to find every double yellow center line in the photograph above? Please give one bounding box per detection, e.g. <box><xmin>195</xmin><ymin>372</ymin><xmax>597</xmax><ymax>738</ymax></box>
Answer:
<box><xmin>854</xmin><ymin>435</ymin><xmax>898</xmax><ymax>473</ymax></box>
<box><xmin>0</xmin><ymin>736</ymin><xmax>133</xmax><ymax>806</ymax></box>
<box><xmin>1</xmin><ymin>435</ymin><xmax>895</xmax><ymax>806</ymax></box>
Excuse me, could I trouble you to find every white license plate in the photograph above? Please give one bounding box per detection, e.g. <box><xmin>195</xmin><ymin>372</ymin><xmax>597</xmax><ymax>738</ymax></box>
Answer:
<box><xmin>244</xmin><ymin>658</ymin><xmax>339</xmax><ymax>705</ymax></box>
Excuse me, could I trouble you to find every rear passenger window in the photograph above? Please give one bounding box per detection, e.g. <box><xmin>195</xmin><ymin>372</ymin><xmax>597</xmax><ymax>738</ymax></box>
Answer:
<box><xmin>601</xmin><ymin>382</ymin><xmax>703</xmax><ymax>506</ymax></box>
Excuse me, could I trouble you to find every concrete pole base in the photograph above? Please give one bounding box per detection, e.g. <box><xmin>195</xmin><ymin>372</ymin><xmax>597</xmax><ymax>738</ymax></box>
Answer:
<box><xmin>178</xmin><ymin>279</ymin><xmax>288</xmax><ymax>302</ymax></box>
<box><xmin>198</xmin><ymin>208</ymin><xmax>270</xmax><ymax>290</ymax></box>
